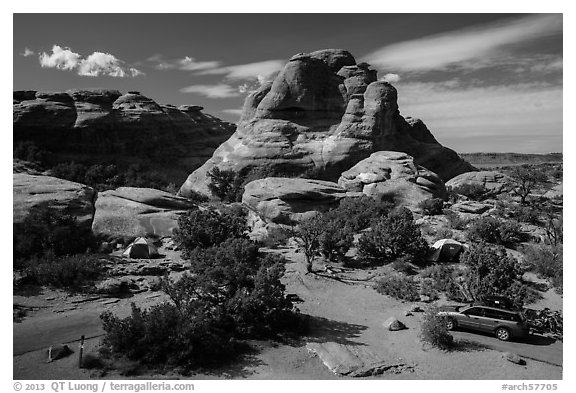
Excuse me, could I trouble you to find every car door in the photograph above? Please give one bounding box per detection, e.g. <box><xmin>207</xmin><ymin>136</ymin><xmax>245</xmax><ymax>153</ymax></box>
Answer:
<box><xmin>477</xmin><ymin>308</ymin><xmax>500</xmax><ymax>332</ymax></box>
<box><xmin>459</xmin><ymin>307</ymin><xmax>483</xmax><ymax>330</ymax></box>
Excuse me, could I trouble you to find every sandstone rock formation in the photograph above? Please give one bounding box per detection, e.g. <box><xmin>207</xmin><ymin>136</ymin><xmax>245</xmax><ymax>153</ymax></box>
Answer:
<box><xmin>179</xmin><ymin>49</ymin><xmax>475</xmax><ymax>198</ymax></box>
<box><xmin>13</xmin><ymin>173</ymin><xmax>95</xmax><ymax>227</ymax></box>
<box><xmin>338</xmin><ymin>152</ymin><xmax>447</xmax><ymax>209</ymax></box>
<box><xmin>445</xmin><ymin>171</ymin><xmax>513</xmax><ymax>195</ymax></box>
<box><xmin>13</xmin><ymin>90</ymin><xmax>235</xmax><ymax>183</ymax></box>
<box><xmin>242</xmin><ymin>177</ymin><xmax>349</xmax><ymax>225</ymax></box>
<box><xmin>92</xmin><ymin>187</ymin><xmax>196</xmax><ymax>240</ymax></box>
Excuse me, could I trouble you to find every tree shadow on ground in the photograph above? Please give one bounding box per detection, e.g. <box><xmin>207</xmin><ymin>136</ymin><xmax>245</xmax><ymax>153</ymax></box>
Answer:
<box><xmin>198</xmin><ymin>344</ymin><xmax>266</xmax><ymax>379</ymax></box>
<box><xmin>295</xmin><ymin>315</ymin><xmax>369</xmax><ymax>347</ymax></box>
<box><xmin>449</xmin><ymin>339</ymin><xmax>489</xmax><ymax>352</ymax></box>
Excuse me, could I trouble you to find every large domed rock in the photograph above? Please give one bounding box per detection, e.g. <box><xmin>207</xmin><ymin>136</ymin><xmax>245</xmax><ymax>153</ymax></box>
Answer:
<box><xmin>446</xmin><ymin>171</ymin><xmax>513</xmax><ymax>194</ymax></box>
<box><xmin>92</xmin><ymin>187</ymin><xmax>195</xmax><ymax>241</ymax></box>
<box><xmin>179</xmin><ymin>49</ymin><xmax>475</xmax><ymax>198</ymax></box>
<box><xmin>13</xmin><ymin>173</ymin><xmax>95</xmax><ymax>227</ymax></box>
<box><xmin>338</xmin><ymin>151</ymin><xmax>447</xmax><ymax>209</ymax></box>
<box><xmin>13</xmin><ymin>90</ymin><xmax>235</xmax><ymax>184</ymax></box>
<box><xmin>242</xmin><ymin>177</ymin><xmax>348</xmax><ymax>225</ymax></box>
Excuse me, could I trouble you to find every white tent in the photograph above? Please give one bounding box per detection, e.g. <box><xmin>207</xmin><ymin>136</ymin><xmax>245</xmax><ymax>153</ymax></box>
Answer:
<box><xmin>427</xmin><ymin>239</ymin><xmax>467</xmax><ymax>262</ymax></box>
<box><xmin>122</xmin><ymin>237</ymin><xmax>159</xmax><ymax>259</ymax></box>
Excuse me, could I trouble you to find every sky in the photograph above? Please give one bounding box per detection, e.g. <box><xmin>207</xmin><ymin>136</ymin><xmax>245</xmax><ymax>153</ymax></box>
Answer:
<box><xmin>13</xmin><ymin>13</ymin><xmax>563</xmax><ymax>153</ymax></box>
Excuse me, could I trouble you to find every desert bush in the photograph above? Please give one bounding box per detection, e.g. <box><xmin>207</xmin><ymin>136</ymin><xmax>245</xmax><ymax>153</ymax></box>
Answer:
<box><xmin>522</xmin><ymin>245</ymin><xmax>562</xmax><ymax>293</ymax></box>
<box><xmin>318</xmin><ymin>219</ymin><xmax>354</xmax><ymax>262</ymax></box>
<box><xmin>101</xmin><ymin>239</ymin><xmax>303</xmax><ymax>370</ymax></box>
<box><xmin>419</xmin><ymin>265</ymin><xmax>467</xmax><ymax>302</ymax></box>
<box><xmin>14</xmin><ymin>141</ymin><xmax>50</xmax><ymax>165</ymax></box>
<box><xmin>419</xmin><ymin>278</ymin><xmax>440</xmax><ymax>301</ymax></box>
<box><xmin>507</xmin><ymin>165</ymin><xmax>547</xmax><ymax>204</ymax></box>
<box><xmin>207</xmin><ymin>167</ymin><xmax>244</xmax><ymax>202</ymax></box>
<box><xmin>493</xmin><ymin>201</ymin><xmax>541</xmax><ymax>225</ymax></box>
<box><xmin>451</xmin><ymin>183</ymin><xmax>489</xmax><ymax>201</ymax></box>
<box><xmin>433</xmin><ymin>228</ymin><xmax>454</xmax><ymax>242</ymax></box>
<box><xmin>460</xmin><ymin>243</ymin><xmax>531</xmax><ymax>308</ymax></box>
<box><xmin>419</xmin><ymin>307</ymin><xmax>454</xmax><ymax>350</ymax></box>
<box><xmin>391</xmin><ymin>255</ymin><xmax>417</xmax><ymax>275</ymax></box>
<box><xmin>260</xmin><ymin>226</ymin><xmax>292</xmax><ymax>249</ymax></box>
<box><xmin>418</xmin><ymin>198</ymin><xmax>444</xmax><ymax>216</ymax></box>
<box><xmin>374</xmin><ymin>274</ymin><xmax>420</xmax><ymax>301</ymax></box>
<box><xmin>21</xmin><ymin>252</ymin><xmax>104</xmax><ymax>290</ymax></box>
<box><xmin>443</xmin><ymin>209</ymin><xmax>469</xmax><ymax>230</ymax></box>
<box><xmin>13</xmin><ymin>203</ymin><xmax>95</xmax><ymax>263</ymax></box>
<box><xmin>466</xmin><ymin>217</ymin><xmax>526</xmax><ymax>246</ymax></box>
<box><xmin>325</xmin><ymin>196</ymin><xmax>393</xmax><ymax>231</ymax></box>
<box><xmin>173</xmin><ymin>208</ymin><xmax>248</xmax><ymax>257</ymax></box>
<box><xmin>292</xmin><ymin>214</ymin><xmax>325</xmax><ymax>272</ymax></box>
<box><xmin>358</xmin><ymin>208</ymin><xmax>429</xmax><ymax>265</ymax></box>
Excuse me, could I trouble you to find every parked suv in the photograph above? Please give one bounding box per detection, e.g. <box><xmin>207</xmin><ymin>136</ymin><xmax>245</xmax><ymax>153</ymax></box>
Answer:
<box><xmin>437</xmin><ymin>304</ymin><xmax>530</xmax><ymax>341</ymax></box>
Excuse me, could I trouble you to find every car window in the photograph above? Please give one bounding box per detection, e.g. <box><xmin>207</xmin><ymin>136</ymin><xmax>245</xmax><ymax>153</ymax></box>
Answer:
<box><xmin>483</xmin><ymin>309</ymin><xmax>501</xmax><ymax>319</ymax></box>
<box><xmin>464</xmin><ymin>307</ymin><xmax>484</xmax><ymax>316</ymax></box>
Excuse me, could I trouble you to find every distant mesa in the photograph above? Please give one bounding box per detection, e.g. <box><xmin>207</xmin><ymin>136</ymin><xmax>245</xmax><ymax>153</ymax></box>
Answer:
<box><xmin>178</xmin><ymin>48</ymin><xmax>475</xmax><ymax>198</ymax></box>
<box><xmin>13</xmin><ymin>89</ymin><xmax>236</xmax><ymax>185</ymax></box>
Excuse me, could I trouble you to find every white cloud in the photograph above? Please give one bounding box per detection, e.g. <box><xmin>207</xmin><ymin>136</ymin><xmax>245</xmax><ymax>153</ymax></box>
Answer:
<box><xmin>38</xmin><ymin>45</ymin><xmax>142</xmax><ymax>78</ymax></box>
<box><xmin>21</xmin><ymin>48</ymin><xmax>35</xmax><ymax>57</ymax></box>
<box><xmin>178</xmin><ymin>56</ymin><xmax>222</xmax><ymax>71</ymax></box>
<box><xmin>180</xmin><ymin>84</ymin><xmax>241</xmax><ymax>99</ymax></box>
<box><xmin>364</xmin><ymin>14</ymin><xmax>562</xmax><ymax>72</ymax></box>
<box><xmin>199</xmin><ymin>59</ymin><xmax>285</xmax><ymax>81</ymax></box>
<box><xmin>222</xmin><ymin>108</ymin><xmax>243</xmax><ymax>116</ymax></box>
<box><xmin>382</xmin><ymin>73</ymin><xmax>400</xmax><ymax>83</ymax></box>
<box><xmin>39</xmin><ymin>45</ymin><xmax>81</xmax><ymax>70</ymax></box>
<box><xmin>396</xmin><ymin>81</ymin><xmax>562</xmax><ymax>152</ymax></box>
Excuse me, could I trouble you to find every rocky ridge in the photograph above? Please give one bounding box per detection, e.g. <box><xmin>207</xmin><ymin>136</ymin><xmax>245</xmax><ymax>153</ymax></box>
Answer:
<box><xmin>179</xmin><ymin>49</ymin><xmax>475</xmax><ymax>198</ymax></box>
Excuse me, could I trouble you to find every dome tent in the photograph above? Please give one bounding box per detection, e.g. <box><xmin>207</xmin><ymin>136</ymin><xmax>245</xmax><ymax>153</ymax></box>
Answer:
<box><xmin>427</xmin><ymin>239</ymin><xmax>467</xmax><ymax>262</ymax></box>
<box><xmin>122</xmin><ymin>237</ymin><xmax>159</xmax><ymax>259</ymax></box>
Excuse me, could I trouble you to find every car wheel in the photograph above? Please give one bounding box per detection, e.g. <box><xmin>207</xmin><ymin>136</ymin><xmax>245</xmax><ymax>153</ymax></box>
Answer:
<box><xmin>446</xmin><ymin>318</ymin><xmax>456</xmax><ymax>331</ymax></box>
<box><xmin>496</xmin><ymin>327</ymin><xmax>511</xmax><ymax>341</ymax></box>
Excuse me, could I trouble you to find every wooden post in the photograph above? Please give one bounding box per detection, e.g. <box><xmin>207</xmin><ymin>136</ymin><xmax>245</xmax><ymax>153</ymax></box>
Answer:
<box><xmin>79</xmin><ymin>335</ymin><xmax>85</xmax><ymax>368</ymax></box>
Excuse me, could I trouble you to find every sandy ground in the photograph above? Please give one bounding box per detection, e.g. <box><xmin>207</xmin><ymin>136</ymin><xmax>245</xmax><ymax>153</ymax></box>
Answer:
<box><xmin>13</xmin><ymin>245</ymin><xmax>562</xmax><ymax>380</ymax></box>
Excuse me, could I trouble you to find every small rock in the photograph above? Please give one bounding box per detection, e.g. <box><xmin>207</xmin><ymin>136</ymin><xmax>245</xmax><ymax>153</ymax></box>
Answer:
<box><xmin>47</xmin><ymin>344</ymin><xmax>73</xmax><ymax>362</ymax></box>
<box><xmin>404</xmin><ymin>311</ymin><xmax>413</xmax><ymax>317</ymax></box>
<box><xmin>410</xmin><ymin>305</ymin><xmax>423</xmax><ymax>313</ymax></box>
<box><xmin>384</xmin><ymin>317</ymin><xmax>407</xmax><ymax>331</ymax></box>
<box><xmin>504</xmin><ymin>352</ymin><xmax>526</xmax><ymax>365</ymax></box>
<box><xmin>44</xmin><ymin>296</ymin><xmax>56</xmax><ymax>301</ymax></box>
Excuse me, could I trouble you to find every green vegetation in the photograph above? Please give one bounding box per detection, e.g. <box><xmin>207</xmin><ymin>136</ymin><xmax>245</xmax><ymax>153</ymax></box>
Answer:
<box><xmin>418</xmin><ymin>198</ymin><xmax>444</xmax><ymax>216</ymax></box>
<box><xmin>419</xmin><ymin>307</ymin><xmax>454</xmax><ymax>350</ymax></box>
<box><xmin>466</xmin><ymin>217</ymin><xmax>526</xmax><ymax>247</ymax></box>
<box><xmin>374</xmin><ymin>274</ymin><xmax>420</xmax><ymax>301</ymax></box>
<box><xmin>172</xmin><ymin>207</ymin><xmax>248</xmax><ymax>257</ymax></box>
<box><xmin>101</xmin><ymin>238</ymin><xmax>303</xmax><ymax>370</ymax></box>
<box><xmin>358</xmin><ymin>208</ymin><xmax>429</xmax><ymax>265</ymax></box>
<box><xmin>449</xmin><ymin>183</ymin><xmax>489</xmax><ymax>201</ymax></box>
<box><xmin>523</xmin><ymin>245</ymin><xmax>563</xmax><ymax>294</ymax></box>
<box><xmin>506</xmin><ymin>165</ymin><xmax>547</xmax><ymax>204</ymax></box>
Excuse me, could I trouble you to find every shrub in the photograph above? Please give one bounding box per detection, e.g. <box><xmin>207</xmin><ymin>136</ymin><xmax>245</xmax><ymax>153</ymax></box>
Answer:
<box><xmin>433</xmin><ymin>228</ymin><xmax>454</xmax><ymax>242</ymax></box>
<box><xmin>419</xmin><ymin>307</ymin><xmax>454</xmax><ymax>350</ymax></box>
<box><xmin>374</xmin><ymin>274</ymin><xmax>420</xmax><ymax>301</ymax></box>
<box><xmin>14</xmin><ymin>141</ymin><xmax>49</xmax><ymax>166</ymax></box>
<box><xmin>507</xmin><ymin>165</ymin><xmax>547</xmax><ymax>204</ymax></box>
<box><xmin>522</xmin><ymin>245</ymin><xmax>562</xmax><ymax>292</ymax></box>
<box><xmin>173</xmin><ymin>208</ymin><xmax>248</xmax><ymax>257</ymax></box>
<box><xmin>419</xmin><ymin>278</ymin><xmax>440</xmax><ymax>301</ymax></box>
<box><xmin>51</xmin><ymin>162</ymin><xmax>89</xmax><ymax>183</ymax></box>
<box><xmin>460</xmin><ymin>243</ymin><xmax>530</xmax><ymax>308</ymax></box>
<box><xmin>358</xmin><ymin>208</ymin><xmax>429</xmax><ymax>265</ymax></box>
<box><xmin>292</xmin><ymin>214</ymin><xmax>325</xmax><ymax>272</ymax></box>
<box><xmin>21</xmin><ymin>252</ymin><xmax>104</xmax><ymax>291</ymax></box>
<box><xmin>101</xmin><ymin>239</ymin><xmax>302</xmax><ymax>370</ymax></box>
<box><xmin>260</xmin><ymin>226</ymin><xmax>292</xmax><ymax>249</ymax></box>
<box><xmin>443</xmin><ymin>209</ymin><xmax>469</xmax><ymax>230</ymax></box>
<box><xmin>207</xmin><ymin>167</ymin><xmax>244</xmax><ymax>202</ymax></box>
<box><xmin>325</xmin><ymin>196</ymin><xmax>393</xmax><ymax>232</ymax></box>
<box><xmin>13</xmin><ymin>203</ymin><xmax>95</xmax><ymax>262</ymax></box>
<box><xmin>451</xmin><ymin>183</ymin><xmax>489</xmax><ymax>201</ymax></box>
<box><xmin>418</xmin><ymin>198</ymin><xmax>444</xmax><ymax>216</ymax></box>
<box><xmin>466</xmin><ymin>217</ymin><xmax>526</xmax><ymax>246</ymax></box>
<box><xmin>318</xmin><ymin>219</ymin><xmax>354</xmax><ymax>262</ymax></box>
<box><xmin>419</xmin><ymin>265</ymin><xmax>467</xmax><ymax>302</ymax></box>
<box><xmin>391</xmin><ymin>255</ymin><xmax>417</xmax><ymax>275</ymax></box>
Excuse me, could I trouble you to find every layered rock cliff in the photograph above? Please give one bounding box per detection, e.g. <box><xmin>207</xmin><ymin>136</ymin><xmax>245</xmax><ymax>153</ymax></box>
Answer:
<box><xmin>13</xmin><ymin>90</ymin><xmax>235</xmax><ymax>184</ymax></box>
<box><xmin>179</xmin><ymin>49</ymin><xmax>475</xmax><ymax>198</ymax></box>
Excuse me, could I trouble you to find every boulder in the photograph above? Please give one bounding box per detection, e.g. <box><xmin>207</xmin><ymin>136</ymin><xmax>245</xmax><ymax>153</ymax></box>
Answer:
<box><xmin>503</xmin><ymin>352</ymin><xmax>526</xmax><ymax>365</ymax></box>
<box><xmin>242</xmin><ymin>177</ymin><xmax>348</xmax><ymax>225</ymax></box>
<box><xmin>543</xmin><ymin>184</ymin><xmax>562</xmax><ymax>199</ymax></box>
<box><xmin>47</xmin><ymin>344</ymin><xmax>73</xmax><ymax>362</ymax></box>
<box><xmin>92</xmin><ymin>187</ymin><xmax>196</xmax><ymax>240</ymax></box>
<box><xmin>452</xmin><ymin>201</ymin><xmax>493</xmax><ymax>214</ymax></box>
<box><xmin>95</xmin><ymin>277</ymin><xmax>138</xmax><ymax>295</ymax></box>
<box><xmin>383</xmin><ymin>317</ymin><xmax>407</xmax><ymax>331</ymax></box>
<box><xmin>13</xmin><ymin>173</ymin><xmax>95</xmax><ymax>227</ymax></box>
<box><xmin>179</xmin><ymin>49</ymin><xmax>475</xmax><ymax>198</ymax></box>
<box><xmin>338</xmin><ymin>151</ymin><xmax>447</xmax><ymax>209</ymax></box>
<box><xmin>446</xmin><ymin>171</ymin><xmax>513</xmax><ymax>195</ymax></box>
